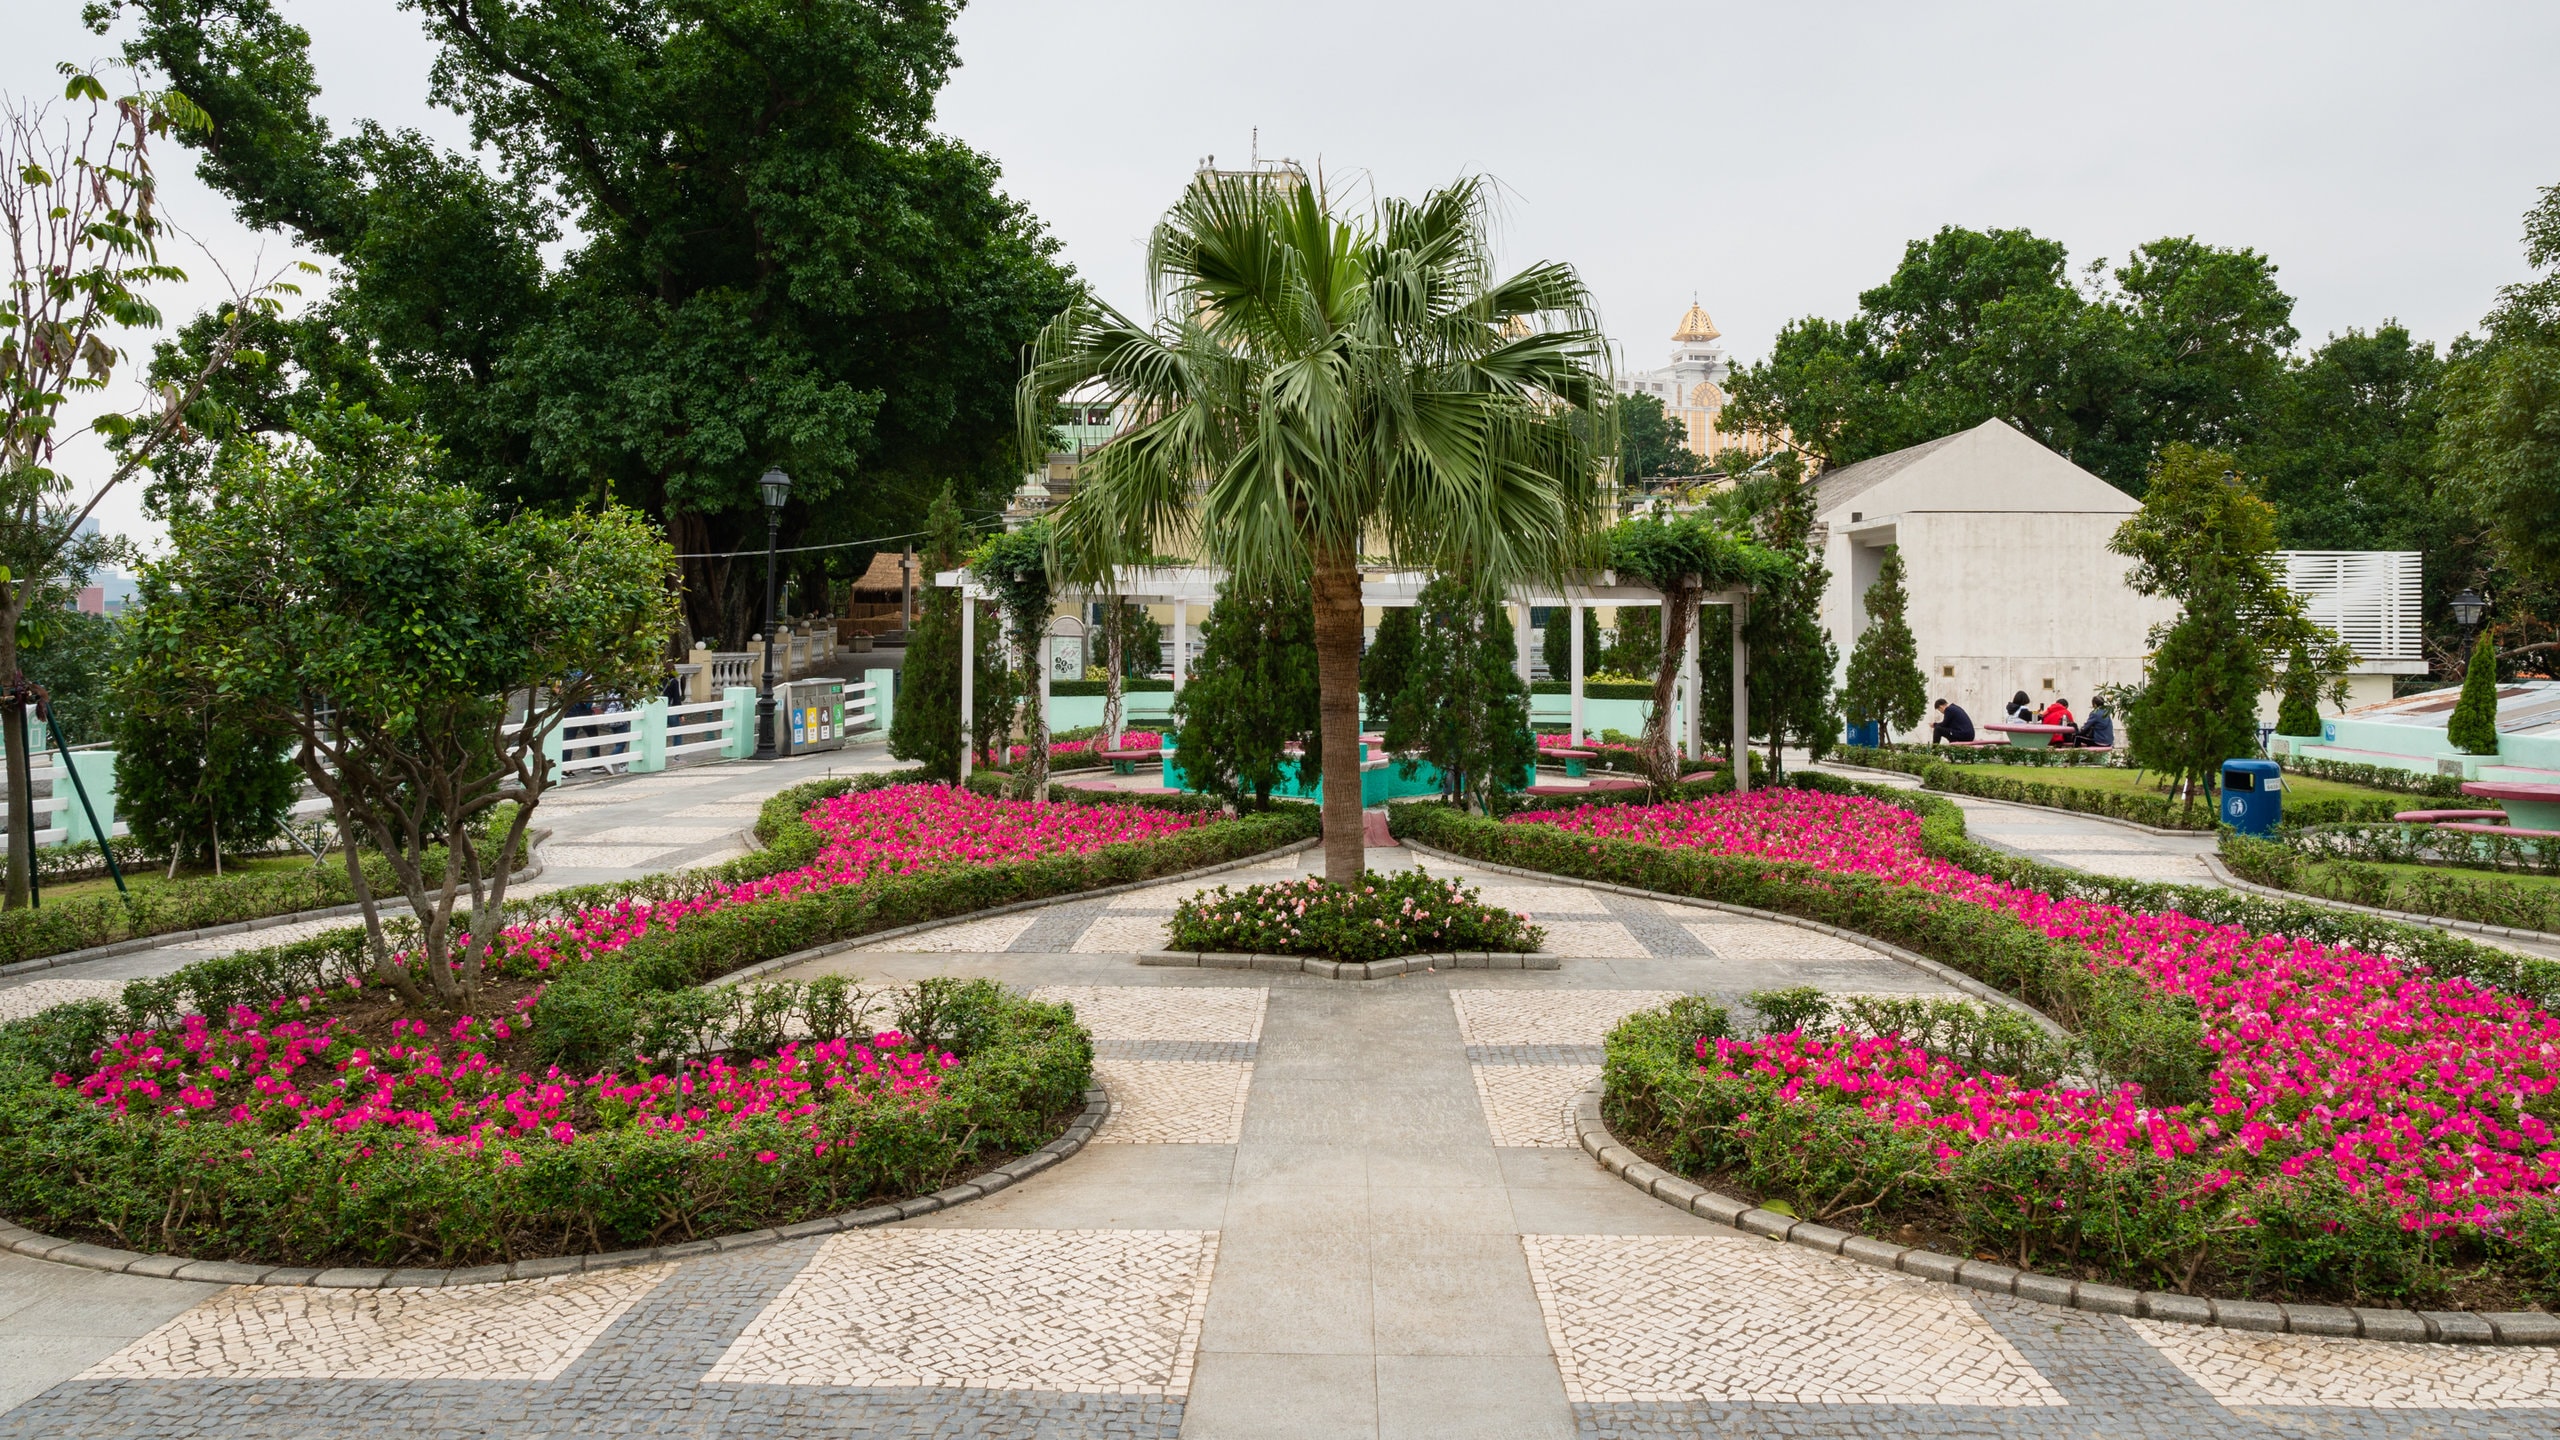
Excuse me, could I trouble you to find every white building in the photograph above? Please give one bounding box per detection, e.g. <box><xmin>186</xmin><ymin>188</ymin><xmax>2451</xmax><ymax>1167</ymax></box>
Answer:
<box><xmin>1814</xmin><ymin>419</ymin><xmax>2422</xmax><ymax>728</ymax></box>
<box><xmin>1613</xmin><ymin>302</ymin><xmax>1763</xmax><ymax>465</ymax></box>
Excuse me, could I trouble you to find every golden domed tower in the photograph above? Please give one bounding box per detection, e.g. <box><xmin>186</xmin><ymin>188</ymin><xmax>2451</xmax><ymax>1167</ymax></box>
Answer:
<box><xmin>1614</xmin><ymin>296</ymin><xmax>1751</xmax><ymax>464</ymax></box>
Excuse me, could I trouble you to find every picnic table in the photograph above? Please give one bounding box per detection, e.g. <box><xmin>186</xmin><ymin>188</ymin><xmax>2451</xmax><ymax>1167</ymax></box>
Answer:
<box><xmin>1983</xmin><ymin>722</ymin><xmax>2071</xmax><ymax>751</ymax></box>
<box><xmin>2460</xmin><ymin>781</ymin><xmax>2560</xmax><ymax>832</ymax></box>
<box><xmin>1545</xmin><ymin>747</ymin><xmax>1598</xmax><ymax>778</ymax></box>
<box><xmin>1099</xmin><ymin>746</ymin><xmax>1162</xmax><ymax>776</ymax></box>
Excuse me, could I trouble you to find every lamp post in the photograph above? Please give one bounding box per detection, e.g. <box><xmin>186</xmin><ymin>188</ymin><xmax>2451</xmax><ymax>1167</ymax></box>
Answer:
<box><xmin>2451</xmin><ymin>589</ymin><xmax>2488</xmax><ymax>632</ymax></box>
<box><xmin>753</xmin><ymin>467</ymin><xmax>792</xmax><ymax>760</ymax></box>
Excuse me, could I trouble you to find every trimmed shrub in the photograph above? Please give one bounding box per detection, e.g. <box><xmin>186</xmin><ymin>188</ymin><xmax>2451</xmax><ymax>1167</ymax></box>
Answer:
<box><xmin>1170</xmin><ymin>868</ymin><xmax>1543</xmax><ymax>961</ymax></box>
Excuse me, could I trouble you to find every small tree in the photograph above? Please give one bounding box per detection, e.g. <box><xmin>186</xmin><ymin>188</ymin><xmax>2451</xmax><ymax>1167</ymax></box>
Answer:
<box><xmin>139</xmin><ymin>416</ymin><xmax>674</xmax><ymax>1009</ymax></box>
<box><xmin>971</xmin><ymin>520</ymin><xmax>1054</xmax><ymax>794</ymax></box>
<box><xmin>2273</xmin><ymin>643</ymin><xmax>2325</xmax><ymax>739</ymax></box>
<box><xmin>1383</xmin><ymin>576</ymin><xmax>1537</xmax><ymax>811</ymax></box>
<box><xmin>1362</xmin><ymin>606</ymin><xmax>1420</xmax><ymax>727</ymax></box>
<box><xmin>1170</xmin><ymin>577</ymin><xmax>1320</xmax><ymax>809</ymax></box>
<box><xmin>1741</xmin><ymin>460</ymin><xmax>1840</xmax><ymax>776</ymax></box>
<box><xmin>2447</xmin><ymin>632</ymin><xmax>2502</xmax><ymax>755</ymax></box>
<box><xmin>1541</xmin><ymin>608</ymin><xmax>1602</xmax><ymax>685</ymax></box>
<box><xmin>1601</xmin><ymin>605</ymin><xmax>1660</xmax><ymax>679</ymax></box>
<box><xmin>2125</xmin><ymin>558</ymin><xmax>2266</xmax><ymax>815</ymax></box>
<box><xmin>1610</xmin><ymin>514</ymin><xmax>1782</xmax><ymax>786</ymax></box>
<box><xmin>1841</xmin><ymin>545</ymin><xmax>1927</xmax><ymax>744</ymax></box>
<box><xmin>888</xmin><ymin>484</ymin><xmax>967</xmax><ymax>779</ymax></box>
<box><xmin>110</xmin><ymin>637</ymin><xmax>300</xmax><ymax>873</ymax></box>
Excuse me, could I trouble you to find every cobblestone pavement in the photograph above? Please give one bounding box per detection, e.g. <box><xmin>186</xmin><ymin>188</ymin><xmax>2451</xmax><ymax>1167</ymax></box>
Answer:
<box><xmin>8</xmin><ymin>826</ymin><xmax>2560</xmax><ymax>1436</ymax></box>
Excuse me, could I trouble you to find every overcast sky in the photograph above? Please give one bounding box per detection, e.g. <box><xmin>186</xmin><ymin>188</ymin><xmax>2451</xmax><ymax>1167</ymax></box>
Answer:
<box><xmin>14</xmin><ymin>0</ymin><xmax>2560</xmax><ymax>549</ymax></box>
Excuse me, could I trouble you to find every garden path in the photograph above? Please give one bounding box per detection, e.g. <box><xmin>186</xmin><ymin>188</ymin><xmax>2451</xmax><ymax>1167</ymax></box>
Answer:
<box><xmin>9</xmin><ymin>836</ymin><xmax>2560</xmax><ymax>1437</ymax></box>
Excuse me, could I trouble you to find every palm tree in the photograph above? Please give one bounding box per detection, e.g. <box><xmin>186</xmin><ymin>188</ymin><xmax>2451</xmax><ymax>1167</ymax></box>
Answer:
<box><xmin>1023</xmin><ymin>170</ymin><xmax>1609</xmax><ymax>883</ymax></box>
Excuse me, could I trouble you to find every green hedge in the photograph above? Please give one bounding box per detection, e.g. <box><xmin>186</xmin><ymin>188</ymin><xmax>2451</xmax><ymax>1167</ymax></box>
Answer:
<box><xmin>1530</xmin><ymin>680</ymin><xmax>1655</xmax><ymax>699</ymax></box>
<box><xmin>1396</xmin><ymin>783</ymin><xmax>2560</xmax><ymax>1302</ymax></box>
<box><xmin>2220</xmin><ymin>832</ymin><xmax>2560</xmax><ymax>936</ymax></box>
<box><xmin>1831</xmin><ymin>745</ymin><xmax>2404</xmax><ymax>832</ymax></box>
<box><xmin>2278</xmin><ymin>754</ymin><xmax>2466</xmax><ymax>798</ymax></box>
<box><xmin>0</xmin><ymin>776</ymin><xmax>1315</xmax><ymax>1266</ymax></box>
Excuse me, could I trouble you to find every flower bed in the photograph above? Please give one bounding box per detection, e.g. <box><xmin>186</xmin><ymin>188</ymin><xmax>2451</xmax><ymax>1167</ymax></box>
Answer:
<box><xmin>0</xmin><ymin>776</ymin><xmax>1316</xmax><ymax>1266</ymax></box>
<box><xmin>1390</xmin><ymin>790</ymin><xmax>2560</xmax><ymax>1306</ymax></box>
<box><xmin>1169</xmin><ymin>869</ymin><xmax>1543</xmax><ymax>962</ymax></box>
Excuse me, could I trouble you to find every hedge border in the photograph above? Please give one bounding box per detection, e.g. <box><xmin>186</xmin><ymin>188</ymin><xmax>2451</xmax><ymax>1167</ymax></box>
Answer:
<box><xmin>1396</xmin><ymin>837</ymin><xmax>2069</xmax><ymax>1038</ymax></box>
<box><xmin>0</xmin><ymin>1086</ymin><xmax>1109</xmax><ymax>1290</ymax></box>
<box><xmin>1817</xmin><ymin>760</ymin><xmax>2215</xmax><ymax>838</ymax></box>
<box><xmin>1568</xmin><ymin>1084</ymin><xmax>2560</xmax><ymax>1346</ymax></box>
<box><xmin>1138</xmin><ymin>948</ymin><xmax>1556</xmax><ymax>979</ymax></box>
<box><xmin>2201</xmin><ymin>853</ymin><xmax>2560</xmax><ymax>948</ymax></box>
<box><xmin>0</xmin><ymin>829</ymin><xmax>553</xmax><ymax>980</ymax></box>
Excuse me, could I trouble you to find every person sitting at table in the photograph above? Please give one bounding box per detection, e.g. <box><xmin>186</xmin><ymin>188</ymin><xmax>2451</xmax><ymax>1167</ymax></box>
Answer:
<box><xmin>1930</xmin><ymin>698</ymin><xmax>1975</xmax><ymax>744</ymax></box>
<box><xmin>2040</xmin><ymin>697</ymin><xmax>2075</xmax><ymax>730</ymax></box>
<box><xmin>2005</xmin><ymin>690</ymin><xmax>2036</xmax><ymax>722</ymax></box>
<box><xmin>2072</xmin><ymin>700</ymin><xmax>2116</xmax><ymax>748</ymax></box>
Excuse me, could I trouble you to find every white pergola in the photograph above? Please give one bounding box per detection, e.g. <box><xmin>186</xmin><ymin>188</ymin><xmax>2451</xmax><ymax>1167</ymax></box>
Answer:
<box><xmin>936</xmin><ymin>566</ymin><xmax>1750</xmax><ymax>791</ymax></box>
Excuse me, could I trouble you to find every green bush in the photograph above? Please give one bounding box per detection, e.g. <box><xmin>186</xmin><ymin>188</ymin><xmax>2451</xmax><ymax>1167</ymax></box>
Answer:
<box><xmin>1528</xmin><ymin>679</ymin><xmax>1656</xmax><ymax>700</ymax></box>
<box><xmin>1049</xmin><ymin>678</ymin><xmax>1174</xmax><ymax>697</ymax></box>
<box><xmin>0</xmin><ymin>776</ymin><xmax>1317</xmax><ymax>1265</ymax></box>
<box><xmin>1169</xmin><ymin>868</ymin><xmax>1543</xmax><ymax>961</ymax></box>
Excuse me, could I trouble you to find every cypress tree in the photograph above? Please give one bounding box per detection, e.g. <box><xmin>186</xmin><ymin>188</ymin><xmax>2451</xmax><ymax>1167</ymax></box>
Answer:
<box><xmin>1841</xmin><ymin>545</ymin><xmax>1927</xmax><ymax>744</ymax></box>
<box><xmin>1171</xmin><ymin>577</ymin><xmax>1321</xmax><ymax>809</ymax></box>
<box><xmin>1541</xmin><ymin>609</ymin><xmax>1603</xmax><ymax>685</ymax></box>
<box><xmin>1362</xmin><ymin>606</ymin><xmax>1419</xmax><ymax>730</ymax></box>
<box><xmin>1382</xmin><ymin>576</ymin><xmax>1537</xmax><ymax>812</ymax></box>
<box><xmin>2447</xmin><ymin>633</ymin><xmax>2502</xmax><ymax>756</ymax></box>
<box><xmin>2126</xmin><ymin>558</ymin><xmax>2267</xmax><ymax>816</ymax></box>
<box><xmin>888</xmin><ymin>485</ymin><xmax>967</xmax><ymax>779</ymax></box>
<box><xmin>2274</xmin><ymin>644</ymin><xmax>2325</xmax><ymax>739</ymax></box>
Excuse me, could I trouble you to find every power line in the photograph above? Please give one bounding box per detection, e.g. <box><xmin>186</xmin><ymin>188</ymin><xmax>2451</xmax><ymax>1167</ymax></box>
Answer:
<box><xmin>669</xmin><ymin>513</ymin><xmax>1009</xmax><ymax>561</ymax></box>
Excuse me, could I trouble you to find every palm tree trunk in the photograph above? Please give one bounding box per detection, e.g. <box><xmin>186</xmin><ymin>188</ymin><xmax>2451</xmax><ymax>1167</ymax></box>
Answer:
<box><xmin>1310</xmin><ymin>545</ymin><xmax>1367</xmax><ymax>886</ymax></box>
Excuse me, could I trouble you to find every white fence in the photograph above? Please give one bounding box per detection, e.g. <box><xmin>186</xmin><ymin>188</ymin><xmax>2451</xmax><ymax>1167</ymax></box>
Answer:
<box><xmin>2282</xmin><ymin>550</ymin><xmax>2425</xmax><ymax>672</ymax></box>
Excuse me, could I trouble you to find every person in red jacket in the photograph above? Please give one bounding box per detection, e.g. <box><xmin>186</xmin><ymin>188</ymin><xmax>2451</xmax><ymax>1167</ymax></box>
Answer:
<box><xmin>2041</xmin><ymin>698</ymin><xmax>2075</xmax><ymax>730</ymax></box>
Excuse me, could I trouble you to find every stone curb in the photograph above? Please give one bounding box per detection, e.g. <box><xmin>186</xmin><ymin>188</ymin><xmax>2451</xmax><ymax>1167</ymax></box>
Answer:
<box><xmin>2201</xmin><ymin>854</ymin><xmax>2560</xmax><ymax>948</ymax></box>
<box><xmin>708</xmin><ymin>837</ymin><xmax>1323</xmax><ymax>989</ymax></box>
<box><xmin>1396</xmin><ymin>837</ymin><xmax>2070</xmax><ymax>1040</ymax></box>
<box><xmin>1569</xmin><ymin>1087</ymin><xmax>2559</xmax><ymax>1346</ymax></box>
<box><xmin>0</xmin><ymin>1086</ymin><xmax>1109</xmax><ymax>1289</ymax></box>
<box><xmin>0</xmin><ymin>831</ymin><xmax>554</xmax><ymax>981</ymax></box>
<box><xmin>1137</xmin><ymin>949</ymin><xmax>1557</xmax><ymax>980</ymax></box>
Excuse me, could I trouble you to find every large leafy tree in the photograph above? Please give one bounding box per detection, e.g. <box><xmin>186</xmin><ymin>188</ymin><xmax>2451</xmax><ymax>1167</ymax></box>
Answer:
<box><xmin>2440</xmin><ymin>184</ymin><xmax>2560</xmax><ymax>631</ymax></box>
<box><xmin>1723</xmin><ymin>226</ymin><xmax>2295</xmax><ymax>492</ymax></box>
<box><xmin>101</xmin><ymin>0</ymin><xmax>1078</xmax><ymax>645</ymax></box>
<box><xmin>1027</xmin><ymin>171</ymin><xmax>1609</xmax><ymax>883</ymax></box>
<box><xmin>135</xmin><ymin>410</ymin><xmax>675</xmax><ymax>1009</ymax></box>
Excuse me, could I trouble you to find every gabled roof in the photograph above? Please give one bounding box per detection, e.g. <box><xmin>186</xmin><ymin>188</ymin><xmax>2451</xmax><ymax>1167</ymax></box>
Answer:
<box><xmin>1812</xmin><ymin>418</ymin><xmax>2138</xmax><ymax>520</ymax></box>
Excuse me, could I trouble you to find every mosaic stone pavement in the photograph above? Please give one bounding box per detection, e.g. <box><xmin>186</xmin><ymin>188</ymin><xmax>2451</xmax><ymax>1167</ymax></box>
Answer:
<box><xmin>9</xmin><ymin>830</ymin><xmax>2560</xmax><ymax>1437</ymax></box>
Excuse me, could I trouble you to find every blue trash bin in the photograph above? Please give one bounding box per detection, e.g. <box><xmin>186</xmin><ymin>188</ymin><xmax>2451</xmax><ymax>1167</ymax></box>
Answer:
<box><xmin>1844</xmin><ymin>721</ymin><xmax>1881</xmax><ymax>749</ymax></box>
<box><xmin>2219</xmin><ymin>759</ymin><xmax>2285</xmax><ymax>835</ymax></box>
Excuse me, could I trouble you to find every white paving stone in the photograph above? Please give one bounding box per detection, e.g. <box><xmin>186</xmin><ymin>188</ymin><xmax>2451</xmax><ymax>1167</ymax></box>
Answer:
<box><xmin>170</xmin><ymin>917</ymin><xmax>362</xmax><ymax>958</ymax></box>
<box><xmin>704</xmin><ymin>1229</ymin><xmax>1217</xmax><ymax>1394</ymax></box>
<box><xmin>1071</xmin><ymin>915</ymin><xmax>1174</xmax><ymax>953</ymax></box>
<box><xmin>1094</xmin><ymin>1060</ymin><xmax>1252</xmax><ymax>1143</ymax></box>
<box><xmin>1450</xmin><ymin>989</ymin><xmax>1684</xmax><ymax>1047</ymax></box>
<box><xmin>81</xmin><ymin>1267</ymin><xmax>671</xmax><ymax>1382</ymax></box>
<box><xmin>580</xmin><ymin>823</ymin><xmax>740</xmax><ymax>845</ymax></box>
<box><xmin>1681</xmin><ymin>922</ymin><xmax>1878</xmax><ymax>961</ymax></box>
<box><xmin>1532</xmin><ymin>920</ymin><xmax>1655</xmax><ymax>958</ymax></box>
<box><xmin>0</xmin><ymin>975</ymin><xmax>128</xmax><ymax>1021</ymax></box>
<box><xmin>862</xmin><ymin>913</ymin><xmax>1039</xmax><ymax>953</ymax></box>
<box><xmin>1519</xmin><ymin>1235</ymin><xmax>2064</xmax><ymax>1406</ymax></box>
<box><xmin>539</xmin><ymin>843</ymin><xmax>689</xmax><ymax>870</ymax></box>
<box><xmin>1030</xmin><ymin>985</ymin><xmax>1267</xmax><ymax>1044</ymax></box>
<box><xmin>1472</xmin><ymin>1064</ymin><xmax>1598</xmax><ymax>1147</ymax></box>
<box><xmin>2130</xmin><ymin>1319</ymin><xmax>2560</xmax><ymax>1408</ymax></box>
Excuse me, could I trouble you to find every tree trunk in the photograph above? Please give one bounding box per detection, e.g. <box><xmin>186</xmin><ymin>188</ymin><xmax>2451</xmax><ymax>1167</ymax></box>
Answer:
<box><xmin>1640</xmin><ymin>581</ymin><xmax>1697</xmax><ymax>791</ymax></box>
<box><xmin>1310</xmin><ymin>545</ymin><xmax>1367</xmax><ymax>886</ymax></box>
<box><xmin>1102</xmin><ymin>594</ymin><xmax>1125</xmax><ymax>749</ymax></box>
<box><xmin>0</xmin><ymin>585</ymin><xmax>27</xmax><ymax>910</ymax></box>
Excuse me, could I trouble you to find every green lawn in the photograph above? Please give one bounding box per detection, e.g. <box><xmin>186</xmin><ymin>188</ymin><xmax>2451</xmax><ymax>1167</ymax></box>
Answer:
<box><xmin>2298</xmin><ymin>856</ymin><xmax>2560</xmax><ymax>897</ymax></box>
<box><xmin>1951</xmin><ymin>761</ymin><xmax>2417</xmax><ymax>812</ymax></box>
<box><xmin>37</xmin><ymin>854</ymin><xmax>322</xmax><ymax>905</ymax></box>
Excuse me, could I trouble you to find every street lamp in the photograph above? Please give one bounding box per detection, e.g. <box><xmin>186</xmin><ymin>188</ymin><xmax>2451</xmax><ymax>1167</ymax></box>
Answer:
<box><xmin>2451</xmin><ymin>589</ymin><xmax>2489</xmax><ymax>631</ymax></box>
<box><xmin>753</xmin><ymin>467</ymin><xmax>792</xmax><ymax>760</ymax></box>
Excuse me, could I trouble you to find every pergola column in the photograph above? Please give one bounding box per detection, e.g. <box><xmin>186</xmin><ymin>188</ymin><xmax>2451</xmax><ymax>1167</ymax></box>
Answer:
<box><xmin>1171</xmin><ymin>601</ymin><xmax>1188</xmax><ymax>692</ymax></box>
<box><xmin>958</xmin><ymin>594</ymin><xmax>976</xmax><ymax>781</ymax></box>
<box><xmin>1568</xmin><ymin>601</ymin><xmax>1586</xmax><ymax>745</ymax></box>
<box><xmin>1514</xmin><ymin>604</ymin><xmax>1534</xmax><ymax>686</ymax></box>
<box><xmin>1681</xmin><ymin>605</ymin><xmax>1701</xmax><ymax>763</ymax></box>
<box><xmin>1730</xmin><ymin>598</ymin><xmax>1750</xmax><ymax>796</ymax></box>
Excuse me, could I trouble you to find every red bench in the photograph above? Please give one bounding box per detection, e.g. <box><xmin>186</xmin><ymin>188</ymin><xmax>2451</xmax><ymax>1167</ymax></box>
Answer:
<box><xmin>2394</xmin><ymin>809</ymin><xmax>2508</xmax><ymax>824</ymax></box>
<box><xmin>1099</xmin><ymin>747</ymin><xmax>1162</xmax><ymax>776</ymax></box>
<box><xmin>2436</xmin><ymin>821</ymin><xmax>2560</xmax><ymax>839</ymax></box>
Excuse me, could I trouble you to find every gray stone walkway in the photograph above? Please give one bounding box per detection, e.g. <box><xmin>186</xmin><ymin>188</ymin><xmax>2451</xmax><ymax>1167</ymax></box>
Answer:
<box><xmin>7</xmin><ymin>780</ymin><xmax>2560</xmax><ymax>1435</ymax></box>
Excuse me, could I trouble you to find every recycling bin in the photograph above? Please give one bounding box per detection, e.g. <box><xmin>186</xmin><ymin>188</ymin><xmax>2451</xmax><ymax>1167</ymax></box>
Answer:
<box><xmin>1844</xmin><ymin>721</ymin><xmax>1880</xmax><ymax>749</ymax></box>
<box><xmin>777</xmin><ymin>677</ymin><xmax>848</xmax><ymax>757</ymax></box>
<box><xmin>2219</xmin><ymin>758</ymin><xmax>2285</xmax><ymax>835</ymax></box>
